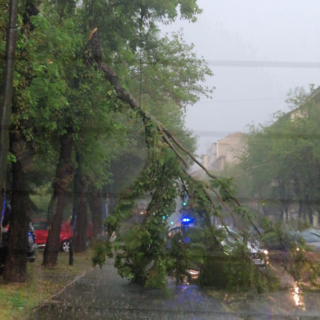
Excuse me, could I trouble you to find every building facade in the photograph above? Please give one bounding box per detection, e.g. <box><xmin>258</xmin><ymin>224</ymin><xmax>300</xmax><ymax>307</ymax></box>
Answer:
<box><xmin>203</xmin><ymin>132</ymin><xmax>246</xmax><ymax>171</ymax></box>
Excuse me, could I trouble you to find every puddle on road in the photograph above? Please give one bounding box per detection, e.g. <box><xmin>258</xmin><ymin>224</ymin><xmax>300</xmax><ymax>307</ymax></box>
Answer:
<box><xmin>292</xmin><ymin>282</ymin><xmax>305</xmax><ymax>309</ymax></box>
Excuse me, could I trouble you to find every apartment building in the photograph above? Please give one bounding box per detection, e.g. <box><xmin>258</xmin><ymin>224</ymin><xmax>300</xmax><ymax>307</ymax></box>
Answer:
<box><xmin>202</xmin><ymin>132</ymin><xmax>246</xmax><ymax>171</ymax></box>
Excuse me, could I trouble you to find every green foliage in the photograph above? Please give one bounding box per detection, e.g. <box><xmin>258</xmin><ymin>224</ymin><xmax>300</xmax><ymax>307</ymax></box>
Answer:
<box><xmin>92</xmin><ymin>113</ymin><xmax>200</xmax><ymax>289</ymax></box>
<box><xmin>92</xmin><ymin>240</ymin><xmax>113</xmax><ymax>268</ymax></box>
<box><xmin>29</xmin><ymin>183</ymin><xmax>53</xmax><ymax>213</ymax></box>
<box><xmin>110</xmin><ymin>147</ymin><xmax>183</xmax><ymax>288</ymax></box>
<box><xmin>87</xmin><ymin>3</ymin><xmax>214</xmax><ymax>287</ymax></box>
<box><xmin>199</xmin><ymin>241</ymin><xmax>279</xmax><ymax>293</ymax></box>
<box><xmin>167</xmin><ymin>231</ymin><xmax>192</xmax><ymax>283</ymax></box>
<box><xmin>240</xmin><ymin>87</ymin><xmax>320</xmax><ymax>223</ymax></box>
<box><xmin>282</xmin><ymin>244</ymin><xmax>320</xmax><ymax>288</ymax></box>
<box><xmin>2</xmin><ymin>0</ymin><xmax>276</xmax><ymax>293</ymax></box>
<box><xmin>6</xmin><ymin>152</ymin><xmax>16</xmax><ymax>163</ymax></box>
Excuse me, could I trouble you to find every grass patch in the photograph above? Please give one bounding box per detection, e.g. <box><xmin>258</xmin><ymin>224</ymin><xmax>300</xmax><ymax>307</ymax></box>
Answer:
<box><xmin>0</xmin><ymin>249</ymin><xmax>93</xmax><ymax>319</ymax></box>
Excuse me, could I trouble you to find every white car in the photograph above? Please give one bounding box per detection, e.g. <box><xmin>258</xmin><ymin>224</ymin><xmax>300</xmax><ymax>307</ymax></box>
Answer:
<box><xmin>218</xmin><ymin>226</ymin><xmax>269</xmax><ymax>266</ymax></box>
<box><xmin>297</xmin><ymin>228</ymin><xmax>320</xmax><ymax>251</ymax></box>
<box><xmin>168</xmin><ymin>223</ymin><xmax>269</xmax><ymax>281</ymax></box>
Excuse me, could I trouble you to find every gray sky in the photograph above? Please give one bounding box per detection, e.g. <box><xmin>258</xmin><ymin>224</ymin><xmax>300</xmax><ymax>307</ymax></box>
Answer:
<box><xmin>162</xmin><ymin>0</ymin><xmax>320</xmax><ymax>154</ymax></box>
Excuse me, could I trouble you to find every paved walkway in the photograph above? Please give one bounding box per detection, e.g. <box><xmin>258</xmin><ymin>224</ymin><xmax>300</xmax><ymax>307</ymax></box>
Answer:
<box><xmin>30</xmin><ymin>259</ymin><xmax>320</xmax><ymax>320</ymax></box>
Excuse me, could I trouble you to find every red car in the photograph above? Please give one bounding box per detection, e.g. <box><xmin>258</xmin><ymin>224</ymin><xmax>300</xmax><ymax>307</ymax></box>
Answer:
<box><xmin>32</xmin><ymin>219</ymin><xmax>93</xmax><ymax>252</ymax></box>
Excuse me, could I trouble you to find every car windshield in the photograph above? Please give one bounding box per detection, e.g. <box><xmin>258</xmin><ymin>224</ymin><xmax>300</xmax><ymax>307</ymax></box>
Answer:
<box><xmin>2</xmin><ymin>1</ymin><xmax>320</xmax><ymax>318</ymax></box>
<box><xmin>32</xmin><ymin>221</ymin><xmax>47</xmax><ymax>231</ymax></box>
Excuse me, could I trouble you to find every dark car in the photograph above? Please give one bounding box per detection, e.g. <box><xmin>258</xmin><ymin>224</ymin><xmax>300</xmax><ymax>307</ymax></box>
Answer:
<box><xmin>0</xmin><ymin>222</ymin><xmax>36</xmax><ymax>273</ymax></box>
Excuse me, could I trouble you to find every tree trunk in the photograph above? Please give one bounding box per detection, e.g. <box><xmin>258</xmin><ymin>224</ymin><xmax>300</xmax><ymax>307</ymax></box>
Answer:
<box><xmin>2</xmin><ymin>0</ymin><xmax>39</xmax><ymax>280</ymax></box>
<box><xmin>88</xmin><ymin>186</ymin><xmax>103</xmax><ymax>240</ymax></box>
<box><xmin>69</xmin><ymin>152</ymin><xmax>80</xmax><ymax>265</ymax></box>
<box><xmin>73</xmin><ymin>174</ymin><xmax>87</xmax><ymax>252</ymax></box>
<box><xmin>303</xmin><ymin>210</ymin><xmax>307</xmax><ymax>221</ymax></box>
<box><xmin>284</xmin><ymin>201</ymin><xmax>290</xmax><ymax>222</ymax></box>
<box><xmin>304</xmin><ymin>195</ymin><xmax>311</xmax><ymax>224</ymax></box>
<box><xmin>279</xmin><ymin>181</ymin><xmax>288</xmax><ymax>221</ymax></box>
<box><xmin>3</xmin><ymin>158</ymin><xmax>28</xmax><ymax>282</ymax></box>
<box><xmin>42</xmin><ymin>133</ymin><xmax>73</xmax><ymax>267</ymax></box>
<box><xmin>0</xmin><ymin>0</ymin><xmax>18</xmax><ymax>212</ymax></box>
<box><xmin>308</xmin><ymin>207</ymin><xmax>313</xmax><ymax>226</ymax></box>
<box><xmin>298</xmin><ymin>200</ymin><xmax>303</xmax><ymax>219</ymax></box>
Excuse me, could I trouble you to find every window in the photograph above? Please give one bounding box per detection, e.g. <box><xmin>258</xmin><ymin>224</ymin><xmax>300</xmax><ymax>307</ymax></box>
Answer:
<box><xmin>32</xmin><ymin>221</ymin><xmax>47</xmax><ymax>231</ymax></box>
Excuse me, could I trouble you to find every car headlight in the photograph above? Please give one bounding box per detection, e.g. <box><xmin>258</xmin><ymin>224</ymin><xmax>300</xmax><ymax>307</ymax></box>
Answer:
<box><xmin>186</xmin><ymin>270</ymin><xmax>199</xmax><ymax>275</ymax></box>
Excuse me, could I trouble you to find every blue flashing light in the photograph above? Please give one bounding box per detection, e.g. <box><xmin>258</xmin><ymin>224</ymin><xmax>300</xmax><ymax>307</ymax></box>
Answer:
<box><xmin>184</xmin><ymin>237</ymin><xmax>191</xmax><ymax>244</ymax></box>
<box><xmin>182</xmin><ymin>217</ymin><xmax>193</xmax><ymax>223</ymax></box>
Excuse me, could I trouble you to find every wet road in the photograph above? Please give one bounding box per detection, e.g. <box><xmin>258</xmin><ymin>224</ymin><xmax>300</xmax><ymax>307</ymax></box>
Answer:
<box><xmin>30</xmin><ymin>259</ymin><xmax>320</xmax><ymax>320</ymax></box>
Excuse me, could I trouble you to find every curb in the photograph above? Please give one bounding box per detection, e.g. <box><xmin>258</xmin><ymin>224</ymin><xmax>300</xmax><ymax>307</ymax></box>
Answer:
<box><xmin>25</xmin><ymin>268</ymin><xmax>92</xmax><ymax>319</ymax></box>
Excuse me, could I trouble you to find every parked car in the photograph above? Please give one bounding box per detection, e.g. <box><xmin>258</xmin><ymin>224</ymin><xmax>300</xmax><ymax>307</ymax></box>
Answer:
<box><xmin>262</xmin><ymin>226</ymin><xmax>320</xmax><ymax>252</ymax></box>
<box><xmin>32</xmin><ymin>219</ymin><xmax>93</xmax><ymax>252</ymax></box>
<box><xmin>263</xmin><ymin>230</ymin><xmax>297</xmax><ymax>251</ymax></box>
<box><xmin>218</xmin><ymin>225</ymin><xmax>269</xmax><ymax>266</ymax></box>
<box><xmin>168</xmin><ymin>220</ymin><xmax>269</xmax><ymax>281</ymax></box>
<box><xmin>297</xmin><ymin>228</ymin><xmax>320</xmax><ymax>251</ymax></box>
<box><xmin>0</xmin><ymin>222</ymin><xmax>36</xmax><ymax>273</ymax></box>
<box><xmin>169</xmin><ymin>222</ymin><xmax>269</xmax><ymax>265</ymax></box>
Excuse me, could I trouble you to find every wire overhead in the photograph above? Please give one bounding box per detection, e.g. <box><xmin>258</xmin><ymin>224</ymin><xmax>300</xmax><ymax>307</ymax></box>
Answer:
<box><xmin>206</xmin><ymin>60</ymin><xmax>320</xmax><ymax>68</ymax></box>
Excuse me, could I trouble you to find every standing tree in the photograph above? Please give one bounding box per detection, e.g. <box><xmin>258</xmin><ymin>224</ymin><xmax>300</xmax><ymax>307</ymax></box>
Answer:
<box><xmin>240</xmin><ymin>87</ymin><xmax>320</xmax><ymax>225</ymax></box>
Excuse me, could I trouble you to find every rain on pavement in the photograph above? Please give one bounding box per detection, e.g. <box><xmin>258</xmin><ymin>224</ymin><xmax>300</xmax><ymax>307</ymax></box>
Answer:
<box><xmin>30</xmin><ymin>259</ymin><xmax>320</xmax><ymax>320</ymax></box>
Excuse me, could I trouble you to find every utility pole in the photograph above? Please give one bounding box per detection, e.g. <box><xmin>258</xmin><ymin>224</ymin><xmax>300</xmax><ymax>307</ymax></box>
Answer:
<box><xmin>0</xmin><ymin>0</ymin><xmax>18</xmax><ymax>235</ymax></box>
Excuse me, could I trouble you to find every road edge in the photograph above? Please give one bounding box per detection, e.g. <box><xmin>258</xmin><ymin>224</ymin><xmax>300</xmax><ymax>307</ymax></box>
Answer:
<box><xmin>25</xmin><ymin>267</ymin><xmax>93</xmax><ymax>319</ymax></box>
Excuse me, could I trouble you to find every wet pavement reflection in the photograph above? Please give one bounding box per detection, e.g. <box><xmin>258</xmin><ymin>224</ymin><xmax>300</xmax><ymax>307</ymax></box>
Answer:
<box><xmin>29</xmin><ymin>259</ymin><xmax>320</xmax><ymax>320</ymax></box>
<box><xmin>292</xmin><ymin>282</ymin><xmax>304</xmax><ymax>309</ymax></box>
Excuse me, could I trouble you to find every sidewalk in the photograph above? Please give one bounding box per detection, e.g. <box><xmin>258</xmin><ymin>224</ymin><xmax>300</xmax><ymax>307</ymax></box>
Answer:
<box><xmin>0</xmin><ymin>250</ymin><xmax>92</xmax><ymax>319</ymax></box>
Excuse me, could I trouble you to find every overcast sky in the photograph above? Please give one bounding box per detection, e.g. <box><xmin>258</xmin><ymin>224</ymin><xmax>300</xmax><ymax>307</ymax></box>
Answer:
<box><xmin>161</xmin><ymin>0</ymin><xmax>320</xmax><ymax>154</ymax></box>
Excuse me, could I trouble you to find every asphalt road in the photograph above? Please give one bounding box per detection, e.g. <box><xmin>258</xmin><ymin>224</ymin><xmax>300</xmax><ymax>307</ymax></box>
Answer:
<box><xmin>30</xmin><ymin>259</ymin><xmax>320</xmax><ymax>320</ymax></box>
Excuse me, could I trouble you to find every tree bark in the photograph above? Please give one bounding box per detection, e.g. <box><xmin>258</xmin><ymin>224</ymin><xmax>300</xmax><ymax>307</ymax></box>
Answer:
<box><xmin>298</xmin><ymin>200</ymin><xmax>303</xmax><ymax>219</ymax></box>
<box><xmin>88</xmin><ymin>185</ymin><xmax>103</xmax><ymax>240</ymax></box>
<box><xmin>3</xmin><ymin>152</ymin><xmax>28</xmax><ymax>282</ymax></box>
<box><xmin>73</xmin><ymin>174</ymin><xmax>87</xmax><ymax>252</ymax></box>
<box><xmin>304</xmin><ymin>195</ymin><xmax>312</xmax><ymax>224</ymax></box>
<box><xmin>303</xmin><ymin>209</ymin><xmax>307</xmax><ymax>221</ymax></box>
<box><xmin>308</xmin><ymin>206</ymin><xmax>313</xmax><ymax>226</ymax></box>
<box><xmin>69</xmin><ymin>151</ymin><xmax>80</xmax><ymax>265</ymax></box>
<box><xmin>285</xmin><ymin>206</ymin><xmax>289</xmax><ymax>222</ymax></box>
<box><xmin>0</xmin><ymin>0</ymin><xmax>18</xmax><ymax>213</ymax></box>
<box><xmin>2</xmin><ymin>0</ymin><xmax>39</xmax><ymax>280</ymax></box>
<box><xmin>42</xmin><ymin>132</ymin><xmax>74</xmax><ymax>267</ymax></box>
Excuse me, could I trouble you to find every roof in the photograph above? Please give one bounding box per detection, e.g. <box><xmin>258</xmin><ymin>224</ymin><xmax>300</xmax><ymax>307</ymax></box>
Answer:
<box><xmin>216</xmin><ymin>131</ymin><xmax>244</xmax><ymax>143</ymax></box>
<box><xmin>285</xmin><ymin>86</ymin><xmax>320</xmax><ymax>118</ymax></box>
